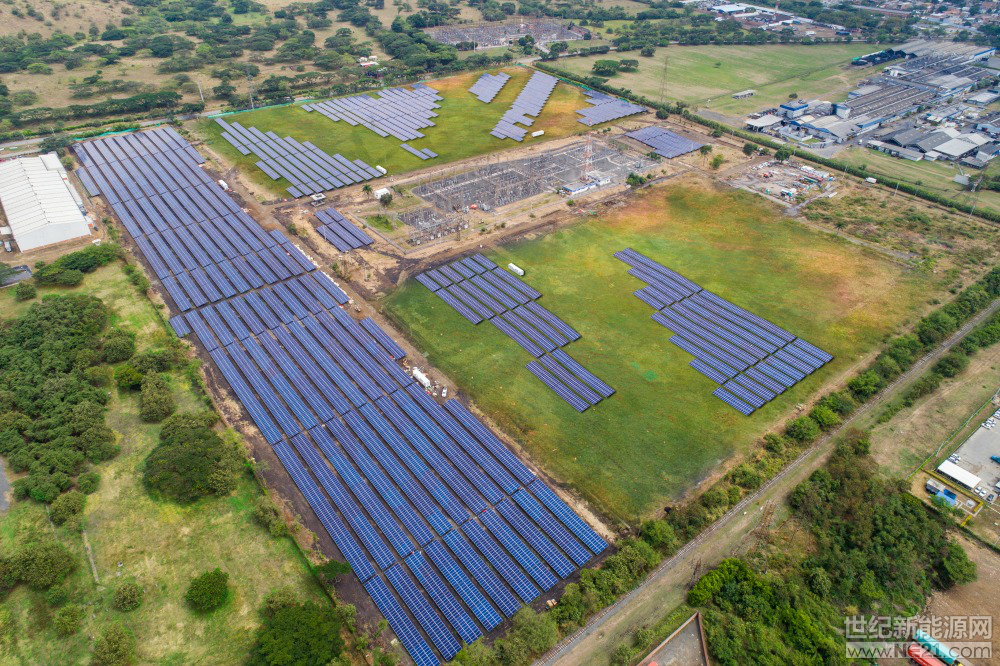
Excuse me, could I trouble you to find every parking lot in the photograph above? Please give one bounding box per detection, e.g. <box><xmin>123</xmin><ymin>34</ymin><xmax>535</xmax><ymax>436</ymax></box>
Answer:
<box><xmin>951</xmin><ymin>408</ymin><xmax>1000</xmax><ymax>501</ymax></box>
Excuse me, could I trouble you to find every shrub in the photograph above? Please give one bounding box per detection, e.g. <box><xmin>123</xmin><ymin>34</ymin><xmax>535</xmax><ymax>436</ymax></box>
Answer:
<box><xmin>785</xmin><ymin>416</ymin><xmax>821</xmax><ymax>443</ymax></box>
<box><xmin>14</xmin><ymin>282</ymin><xmax>35</xmax><ymax>301</ymax></box>
<box><xmin>848</xmin><ymin>370</ymin><xmax>883</xmax><ymax>399</ymax></box>
<box><xmin>315</xmin><ymin>559</ymin><xmax>351</xmax><ymax>588</ymax></box>
<box><xmin>249</xmin><ymin>601</ymin><xmax>344</xmax><ymax>666</ymax></box>
<box><xmin>185</xmin><ymin>568</ymin><xmax>229</xmax><ymax>612</ymax></box>
<box><xmin>143</xmin><ymin>412</ymin><xmax>240</xmax><ymax>503</ymax></box>
<box><xmin>639</xmin><ymin>519</ymin><xmax>677</xmax><ymax>553</ymax></box>
<box><xmin>78</xmin><ymin>472</ymin><xmax>100</xmax><ymax>494</ymax></box>
<box><xmin>53</xmin><ymin>603</ymin><xmax>85</xmax><ymax>636</ymax></box>
<box><xmin>13</xmin><ymin>540</ymin><xmax>76</xmax><ymax>590</ymax></box>
<box><xmin>91</xmin><ymin>623</ymin><xmax>135</xmax><ymax>666</ymax></box>
<box><xmin>139</xmin><ymin>373</ymin><xmax>175</xmax><ymax>422</ymax></box>
<box><xmin>729</xmin><ymin>464</ymin><xmax>763</xmax><ymax>490</ymax></box>
<box><xmin>934</xmin><ymin>352</ymin><xmax>969</xmax><ymax>378</ymax></box>
<box><xmin>809</xmin><ymin>405</ymin><xmax>840</xmax><ymax>431</ymax></box>
<box><xmin>102</xmin><ymin>329</ymin><xmax>136</xmax><ymax>364</ymax></box>
<box><xmin>113</xmin><ymin>582</ymin><xmax>144</xmax><ymax>612</ymax></box>
<box><xmin>49</xmin><ymin>490</ymin><xmax>86</xmax><ymax>525</ymax></box>
<box><xmin>259</xmin><ymin>587</ymin><xmax>297</xmax><ymax>618</ymax></box>
<box><xmin>253</xmin><ymin>496</ymin><xmax>289</xmax><ymax>537</ymax></box>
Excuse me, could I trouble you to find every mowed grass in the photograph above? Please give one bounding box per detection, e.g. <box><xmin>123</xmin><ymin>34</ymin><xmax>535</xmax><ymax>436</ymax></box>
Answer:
<box><xmin>195</xmin><ymin>67</ymin><xmax>594</xmax><ymax>196</ymax></box>
<box><xmin>0</xmin><ymin>265</ymin><xmax>324</xmax><ymax>666</ymax></box>
<box><xmin>557</xmin><ymin>44</ymin><xmax>881</xmax><ymax>117</ymax></box>
<box><xmin>383</xmin><ymin>183</ymin><xmax>940</xmax><ymax>522</ymax></box>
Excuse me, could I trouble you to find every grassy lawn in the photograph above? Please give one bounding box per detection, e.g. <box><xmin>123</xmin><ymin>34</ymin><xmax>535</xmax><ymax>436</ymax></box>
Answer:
<box><xmin>194</xmin><ymin>66</ymin><xmax>596</xmax><ymax>197</ymax></box>
<box><xmin>557</xmin><ymin>44</ymin><xmax>882</xmax><ymax>117</ymax></box>
<box><xmin>382</xmin><ymin>181</ymin><xmax>941</xmax><ymax>523</ymax></box>
<box><xmin>0</xmin><ymin>264</ymin><xmax>325</xmax><ymax>666</ymax></box>
<box><xmin>836</xmin><ymin>146</ymin><xmax>1000</xmax><ymax>216</ymax></box>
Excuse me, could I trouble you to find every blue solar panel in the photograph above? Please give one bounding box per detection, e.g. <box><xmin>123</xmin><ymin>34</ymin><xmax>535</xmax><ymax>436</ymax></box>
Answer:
<box><xmin>536</xmin><ymin>355</ymin><xmax>601</xmax><ymax>406</ymax></box>
<box><xmin>496</xmin><ymin>498</ymin><xmax>574</xmax><ymax>577</ymax></box>
<box><xmin>526</xmin><ymin>361</ymin><xmax>588</xmax><ymax>412</ymax></box>
<box><xmin>273</xmin><ymin>441</ymin><xmax>375</xmax><ymax>581</ymax></box>
<box><xmin>549</xmin><ymin>349</ymin><xmax>615</xmax><ymax>399</ymax></box>
<box><xmin>460</xmin><ymin>520</ymin><xmax>539</xmax><ymax>604</ymax></box>
<box><xmin>405</xmin><ymin>552</ymin><xmax>481</xmax><ymax>645</ymax></box>
<box><xmin>689</xmin><ymin>358</ymin><xmax>729</xmax><ymax>384</ymax></box>
<box><xmin>364</xmin><ymin>576</ymin><xmax>438</xmax><ymax>666</ymax></box>
<box><xmin>527</xmin><ymin>479</ymin><xmax>607</xmax><ymax>555</ymax></box>
<box><xmin>208</xmin><ymin>348</ymin><xmax>282</xmax><ymax>445</ymax></box>
<box><xmin>480</xmin><ymin>510</ymin><xmax>557</xmax><ymax>591</ymax></box>
<box><xmin>712</xmin><ymin>387</ymin><xmax>755</xmax><ymax>415</ymax></box>
<box><xmin>511</xmin><ymin>489</ymin><xmax>591</xmax><ymax>566</ymax></box>
<box><xmin>385</xmin><ymin>563</ymin><xmax>461</xmax><ymax>660</ymax></box>
<box><xmin>443</xmin><ymin>400</ymin><xmax>536</xmax><ymax>486</ymax></box>
<box><xmin>729</xmin><ymin>373</ymin><xmax>777</xmax><ymax>402</ymax></box>
<box><xmin>490</xmin><ymin>317</ymin><xmax>544</xmax><ymax>358</ymax></box>
<box><xmin>425</xmin><ymin>540</ymin><xmax>503</xmax><ymax>629</ymax></box>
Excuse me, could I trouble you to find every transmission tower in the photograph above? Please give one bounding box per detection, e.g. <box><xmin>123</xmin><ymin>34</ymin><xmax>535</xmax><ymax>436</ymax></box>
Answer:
<box><xmin>582</xmin><ymin>134</ymin><xmax>594</xmax><ymax>179</ymax></box>
<box><xmin>657</xmin><ymin>53</ymin><xmax>669</xmax><ymax>107</ymax></box>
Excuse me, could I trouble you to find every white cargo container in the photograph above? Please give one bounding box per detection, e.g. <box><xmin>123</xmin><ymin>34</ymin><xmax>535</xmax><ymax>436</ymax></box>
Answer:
<box><xmin>508</xmin><ymin>263</ymin><xmax>525</xmax><ymax>276</ymax></box>
<box><xmin>531</xmin><ymin>130</ymin><xmax>545</xmax><ymax>138</ymax></box>
<box><xmin>412</xmin><ymin>367</ymin><xmax>432</xmax><ymax>389</ymax></box>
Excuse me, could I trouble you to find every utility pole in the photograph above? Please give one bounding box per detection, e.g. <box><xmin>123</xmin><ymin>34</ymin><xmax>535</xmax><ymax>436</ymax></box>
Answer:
<box><xmin>196</xmin><ymin>80</ymin><xmax>205</xmax><ymax>105</ymax></box>
<box><xmin>247</xmin><ymin>73</ymin><xmax>257</xmax><ymax>111</ymax></box>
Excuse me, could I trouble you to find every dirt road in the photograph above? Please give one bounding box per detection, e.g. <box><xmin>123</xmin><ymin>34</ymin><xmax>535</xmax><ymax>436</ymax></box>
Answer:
<box><xmin>539</xmin><ymin>297</ymin><xmax>1000</xmax><ymax>666</ymax></box>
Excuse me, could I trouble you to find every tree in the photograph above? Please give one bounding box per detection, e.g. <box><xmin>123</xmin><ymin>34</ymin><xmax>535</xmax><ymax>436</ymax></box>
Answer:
<box><xmin>49</xmin><ymin>490</ymin><xmax>86</xmax><ymax>525</ymax></box>
<box><xmin>592</xmin><ymin>59</ymin><xmax>620</xmax><ymax>76</ymax></box>
<box><xmin>249</xmin><ymin>602</ymin><xmax>344</xmax><ymax>666</ymax></box>
<box><xmin>91</xmin><ymin>623</ymin><xmax>135</xmax><ymax>666</ymax></box>
<box><xmin>14</xmin><ymin>282</ymin><xmax>35</xmax><ymax>301</ymax></box>
<box><xmin>774</xmin><ymin>147</ymin><xmax>792</xmax><ymax>162</ymax></box>
<box><xmin>102</xmin><ymin>328</ymin><xmax>136</xmax><ymax>364</ymax></box>
<box><xmin>785</xmin><ymin>416</ymin><xmax>820</xmax><ymax>443</ymax></box>
<box><xmin>143</xmin><ymin>412</ymin><xmax>241</xmax><ymax>503</ymax></box>
<box><xmin>698</xmin><ymin>145</ymin><xmax>712</xmax><ymax>163</ymax></box>
<box><xmin>185</xmin><ymin>568</ymin><xmax>229</xmax><ymax>612</ymax></box>
<box><xmin>742</xmin><ymin>142</ymin><xmax>756</xmax><ymax>156</ymax></box>
<box><xmin>378</xmin><ymin>192</ymin><xmax>392</xmax><ymax>207</ymax></box>
<box><xmin>113</xmin><ymin>582</ymin><xmax>144</xmax><ymax>611</ymax></box>
<box><xmin>941</xmin><ymin>542</ymin><xmax>977</xmax><ymax>586</ymax></box>
<box><xmin>54</xmin><ymin>604</ymin><xmax>85</xmax><ymax>636</ymax></box>
<box><xmin>710</xmin><ymin>154</ymin><xmax>725</xmax><ymax>170</ymax></box>
<box><xmin>139</xmin><ymin>373</ymin><xmax>175</xmax><ymax>422</ymax></box>
<box><xmin>315</xmin><ymin>559</ymin><xmax>351</xmax><ymax>588</ymax></box>
<box><xmin>639</xmin><ymin>519</ymin><xmax>677</xmax><ymax>553</ymax></box>
<box><xmin>362</xmin><ymin>183</ymin><xmax>373</xmax><ymax>198</ymax></box>
<box><xmin>14</xmin><ymin>540</ymin><xmax>76</xmax><ymax>590</ymax></box>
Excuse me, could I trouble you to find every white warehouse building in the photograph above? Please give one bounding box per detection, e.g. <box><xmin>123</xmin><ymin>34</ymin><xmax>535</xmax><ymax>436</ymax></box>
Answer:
<box><xmin>0</xmin><ymin>154</ymin><xmax>91</xmax><ymax>252</ymax></box>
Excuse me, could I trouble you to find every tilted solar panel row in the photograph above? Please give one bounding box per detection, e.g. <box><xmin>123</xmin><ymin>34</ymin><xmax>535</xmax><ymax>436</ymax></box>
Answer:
<box><xmin>469</xmin><ymin>71</ymin><xmax>511</xmax><ymax>103</ymax></box>
<box><xmin>576</xmin><ymin>90</ymin><xmax>646</xmax><ymax>126</ymax></box>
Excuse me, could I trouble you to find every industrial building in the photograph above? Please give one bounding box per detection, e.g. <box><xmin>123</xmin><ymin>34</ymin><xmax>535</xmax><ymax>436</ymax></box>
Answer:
<box><xmin>0</xmin><ymin>154</ymin><xmax>91</xmax><ymax>252</ymax></box>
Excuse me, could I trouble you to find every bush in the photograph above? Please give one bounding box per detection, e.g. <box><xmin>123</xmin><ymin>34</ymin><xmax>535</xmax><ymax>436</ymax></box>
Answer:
<box><xmin>78</xmin><ymin>471</ymin><xmax>100</xmax><ymax>494</ymax></box>
<box><xmin>143</xmin><ymin>412</ymin><xmax>241</xmax><ymax>503</ymax></box>
<box><xmin>113</xmin><ymin>582</ymin><xmax>144</xmax><ymax>612</ymax></box>
<box><xmin>91</xmin><ymin>623</ymin><xmax>135</xmax><ymax>666</ymax></box>
<box><xmin>253</xmin><ymin>496</ymin><xmax>289</xmax><ymax>537</ymax></box>
<box><xmin>809</xmin><ymin>405</ymin><xmax>840</xmax><ymax>431</ymax></box>
<box><xmin>785</xmin><ymin>416</ymin><xmax>820</xmax><ymax>443</ymax></box>
<box><xmin>934</xmin><ymin>352</ymin><xmax>969</xmax><ymax>378</ymax></box>
<box><xmin>14</xmin><ymin>282</ymin><xmax>35</xmax><ymax>301</ymax></box>
<box><xmin>639</xmin><ymin>519</ymin><xmax>677</xmax><ymax>552</ymax></box>
<box><xmin>49</xmin><ymin>490</ymin><xmax>86</xmax><ymax>525</ymax></box>
<box><xmin>185</xmin><ymin>568</ymin><xmax>229</xmax><ymax>612</ymax></box>
<box><xmin>249</xmin><ymin>601</ymin><xmax>344</xmax><ymax>666</ymax></box>
<box><xmin>13</xmin><ymin>540</ymin><xmax>76</xmax><ymax>590</ymax></box>
<box><xmin>139</xmin><ymin>373</ymin><xmax>175</xmax><ymax>422</ymax></box>
<box><xmin>729</xmin><ymin>464</ymin><xmax>762</xmax><ymax>490</ymax></box>
<box><xmin>114</xmin><ymin>364</ymin><xmax>144</xmax><ymax>391</ymax></box>
<box><xmin>260</xmin><ymin>587</ymin><xmax>297</xmax><ymax>618</ymax></box>
<box><xmin>53</xmin><ymin>603</ymin><xmax>85</xmax><ymax>636</ymax></box>
<box><xmin>102</xmin><ymin>329</ymin><xmax>136</xmax><ymax>364</ymax></box>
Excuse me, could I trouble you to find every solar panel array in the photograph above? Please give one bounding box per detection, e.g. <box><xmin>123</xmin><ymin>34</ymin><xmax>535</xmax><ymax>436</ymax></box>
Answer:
<box><xmin>417</xmin><ymin>254</ymin><xmax>613</xmax><ymax>412</ymax></box>
<box><xmin>80</xmin><ymin>129</ymin><xmax>609</xmax><ymax>666</ymax></box>
<box><xmin>315</xmin><ymin>206</ymin><xmax>374</xmax><ymax>252</ymax></box>
<box><xmin>469</xmin><ymin>72</ymin><xmax>511</xmax><ymax>103</ymax></box>
<box><xmin>303</xmin><ymin>84</ymin><xmax>442</xmax><ymax>144</ymax></box>
<box><xmin>401</xmin><ymin>143</ymin><xmax>438</xmax><ymax>161</ymax></box>
<box><xmin>624</xmin><ymin>126</ymin><xmax>704</xmax><ymax>159</ymax></box>
<box><xmin>490</xmin><ymin>72</ymin><xmax>559</xmax><ymax>141</ymax></box>
<box><xmin>213</xmin><ymin>118</ymin><xmax>380</xmax><ymax>198</ymax></box>
<box><xmin>616</xmin><ymin>248</ymin><xmax>832</xmax><ymax>415</ymax></box>
<box><xmin>575</xmin><ymin>89</ymin><xmax>646</xmax><ymax>127</ymax></box>
<box><xmin>73</xmin><ymin>128</ymin><xmax>319</xmax><ymax>314</ymax></box>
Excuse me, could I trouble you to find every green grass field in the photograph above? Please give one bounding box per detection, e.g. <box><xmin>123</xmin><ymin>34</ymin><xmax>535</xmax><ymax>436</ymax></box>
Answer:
<box><xmin>836</xmin><ymin>146</ymin><xmax>1000</xmax><ymax>216</ymax></box>
<box><xmin>195</xmin><ymin>67</ymin><xmax>595</xmax><ymax>197</ymax></box>
<box><xmin>383</xmin><ymin>183</ymin><xmax>942</xmax><ymax>523</ymax></box>
<box><xmin>0</xmin><ymin>265</ymin><xmax>325</xmax><ymax>665</ymax></box>
<box><xmin>557</xmin><ymin>44</ymin><xmax>882</xmax><ymax>117</ymax></box>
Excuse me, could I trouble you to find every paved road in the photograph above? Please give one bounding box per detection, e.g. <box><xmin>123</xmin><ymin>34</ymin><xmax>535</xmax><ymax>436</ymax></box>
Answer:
<box><xmin>538</xmin><ymin>297</ymin><xmax>1000</xmax><ymax>666</ymax></box>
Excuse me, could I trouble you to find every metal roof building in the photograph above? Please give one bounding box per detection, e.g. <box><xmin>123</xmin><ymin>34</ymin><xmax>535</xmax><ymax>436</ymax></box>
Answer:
<box><xmin>937</xmin><ymin>460</ymin><xmax>981</xmax><ymax>489</ymax></box>
<box><xmin>0</xmin><ymin>154</ymin><xmax>90</xmax><ymax>252</ymax></box>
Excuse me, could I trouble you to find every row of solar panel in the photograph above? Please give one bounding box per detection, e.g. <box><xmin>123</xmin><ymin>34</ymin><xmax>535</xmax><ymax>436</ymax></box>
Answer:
<box><xmin>491</xmin><ymin>71</ymin><xmax>559</xmax><ymax>141</ymax></box>
<box><xmin>82</xmin><ymin>128</ymin><xmax>610</xmax><ymax>666</ymax></box>
<box><xmin>468</xmin><ymin>71</ymin><xmax>511</xmax><ymax>103</ymax></box>
<box><xmin>304</xmin><ymin>85</ymin><xmax>442</xmax><ymax>142</ymax></box>
<box><xmin>74</xmin><ymin>126</ymin><xmax>199</xmax><ymax>167</ymax></box>
<box><xmin>401</xmin><ymin>142</ymin><xmax>438</xmax><ymax>160</ymax></box>
<box><xmin>215</xmin><ymin>117</ymin><xmax>380</xmax><ymax>197</ymax></box>
<box><xmin>315</xmin><ymin>206</ymin><xmax>374</xmax><ymax>252</ymax></box>
<box><xmin>619</xmin><ymin>249</ymin><xmax>833</xmax><ymax>415</ymax></box>
<box><xmin>625</xmin><ymin>126</ymin><xmax>705</xmax><ymax>159</ymax></box>
<box><xmin>525</xmin><ymin>349</ymin><xmax>614</xmax><ymax>412</ymax></box>
<box><xmin>576</xmin><ymin>90</ymin><xmax>646</xmax><ymax>127</ymax></box>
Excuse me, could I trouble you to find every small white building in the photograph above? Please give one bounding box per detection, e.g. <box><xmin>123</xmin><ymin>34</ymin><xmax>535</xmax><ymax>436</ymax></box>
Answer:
<box><xmin>937</xmin><ymin>460</ymin><xmax>981</xmax><ymax>489</ymax></box>
<box><xmin>0</xmin><ymin>154</ymin><xmax>91</xmax><ymax>252</ymax></box>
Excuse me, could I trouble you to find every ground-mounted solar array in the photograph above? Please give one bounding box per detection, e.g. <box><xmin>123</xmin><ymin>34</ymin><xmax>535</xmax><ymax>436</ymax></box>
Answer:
<box><xmin>401</xmin><ymin>142</ymin><xmax>439</xmax><ymax>161</ymax></box>
<box><xmin>303</xmin><ymin>84</ymin><xmax>443</xmax><ymax>149</ymax></box>
<box><xmin>575</xmin><ymin>90</ymin><xmax>646</xmax><ymax>127</ymax></box>
<box><xmin>79</xmin><ymin>129</ymin><xmax>609</xmax><ymax>666</ymax></box>
<box><xmin>213</xmin><ymin>118</ymin><xmax>380</xmax><ymax>198</ymax></box>
<box><xmin>73</xmin><ymin>128</ymin><xmax>317</xmax><ymax>314</ymax></box>
<box><xmin>315</xmin><ymin>206</ymin><xmax>374</xmax><ymax>252</ymax></box>
<box><xmin>416</xmin><ymin>255</ymin><xmax>614</xmax><ymax>412</ymax></box>
<box><xmin>624</xmin><ymin>126</ymin><xmax>704</xmax><ymax>159</ymax></box>
<box><xmin>490</xmin><ymin>71</ymin><xmax>559</xmax><ymax>142</ymax></box>
<box><xmin>616</xmin><ymin>248</ymin><xmax>832</xmax><ymax>415</ymax></box>
<box><xmin>468</xmin><ymin>71</ymin><xmax>511</xmax><ymax>103</ymax></box>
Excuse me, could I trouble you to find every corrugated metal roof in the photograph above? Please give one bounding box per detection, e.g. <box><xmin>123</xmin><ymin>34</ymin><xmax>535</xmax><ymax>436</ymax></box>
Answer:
<box><xmin>0</xmin><ymin>155</ymin><xmax>90</xmax><ymax>251</ymax></box>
